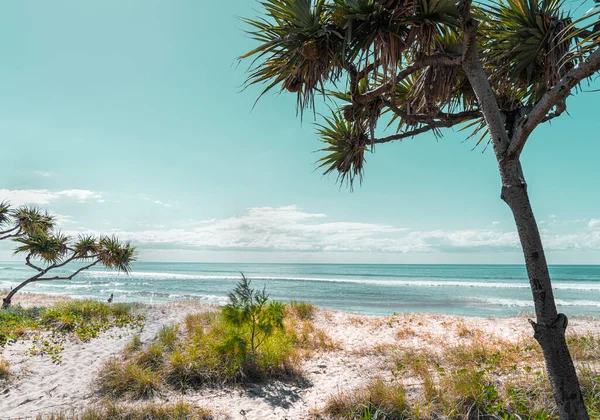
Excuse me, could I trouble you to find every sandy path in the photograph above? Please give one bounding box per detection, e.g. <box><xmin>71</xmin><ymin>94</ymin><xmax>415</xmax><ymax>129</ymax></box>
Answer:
<box><xmin>1</xmin><ymin>301</ymin><xmax>209</xmax><ymax>419</ymax></box>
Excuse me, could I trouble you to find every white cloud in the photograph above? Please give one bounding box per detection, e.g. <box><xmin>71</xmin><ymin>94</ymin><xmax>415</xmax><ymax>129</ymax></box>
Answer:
<box><xmin>0</xmin><ymin>189</ymin><xmax>59</xmax><ymax>205</ymax></box>
<box><xmin>588</xmin><ymin>219</ymin><xmax>600</xmax><ymax>229</ymax></box>
<box><xmin>0</xmin><ymin>189</ymin><xmax>102</xmax><ymax>205</ymax></box>
<box><xmin>154</xmin><ymin>200</ymin><xmax>171</xmax><ymax>208</ymax></box>
<box><xmin>66</xmin><ymin>206</ymin><xmax>525</xmax><ymax>254</ymax></box>
<box><xmin>57</xmin><ymin>190</ymin><xmax>102</xmax><ymax>201</ymax></box>
<box><xmin>34</xmin><ymin>171</ymin><xmax>53</xmax><ymax>177</ymax></box>
<box><xmin>492</xmin><ymin>221</ymin><xmax>501</xmax><ymax>226</ymax></box>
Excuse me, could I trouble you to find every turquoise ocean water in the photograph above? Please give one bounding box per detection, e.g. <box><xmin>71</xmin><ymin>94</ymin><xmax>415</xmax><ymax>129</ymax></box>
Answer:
<box><xmin>1</xmin><ymin>263</ymin><xmax>599</xmax><ymax>317</ymax></box>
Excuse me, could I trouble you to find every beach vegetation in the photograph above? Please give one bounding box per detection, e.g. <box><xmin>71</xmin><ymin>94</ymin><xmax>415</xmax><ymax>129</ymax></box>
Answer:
<box><xmin>0</xmin><ymin>358</ymin><xmax>10</xmax><ymax>380</ymax></box>
<box><xmin>239</xmin><ymin>0</ymin><xmax>600</xmax><ymax>415</ymax></box>
<box><xmin>325</xmin><ymin>330</ymin><xmax>600</xmax><ymax>418</ymax></box>
<box><xmin>97</xmin><ymin>358</ymin><xmax>162</xmax><ymax>399</ymax></box>
<box><xmin>288</xmin><ymin>300</ymin><xmax>316</xmax><ymax>320</ymax></box>
<box><xmin>38</xmin><ymin>400</ymin><xmax>216</xmax><ymax>420</ymax></box>
<box><xmin>98</xmin><ymin>274</ymin><xmax>334</xmax><ymax>397</ymax></box>
<box><xmin>324</xmin><ymin>377</ymin><xmax>411</xmax><ymax>419</ymax></box>
<box><xmin>0</xmin><ymin>300</ymin><xmax>144</xmax><ymax>363</ymax></box>
<box><xmin>222</xmin><ymin>273</ymin><xmax>286</xmax><ymax>355</ymax></box>
<box><xmin>0</xmin><ymin>202</ymin><xmax>136</xmax><ymax>310</ymax></box>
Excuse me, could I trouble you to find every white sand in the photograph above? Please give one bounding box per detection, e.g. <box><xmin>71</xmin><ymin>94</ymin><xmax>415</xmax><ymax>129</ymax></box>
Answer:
<box><xmin>1</xmin><ymin>295</ymin><xmax>599</xmax><ymax>419</ymax></box>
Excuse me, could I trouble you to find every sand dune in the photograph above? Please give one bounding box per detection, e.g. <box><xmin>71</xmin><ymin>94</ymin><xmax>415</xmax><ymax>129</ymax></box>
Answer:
<box><xmin>1</xmin><ymin>294</ymin><xmax>599</xmax><ymax>419</ymax></box>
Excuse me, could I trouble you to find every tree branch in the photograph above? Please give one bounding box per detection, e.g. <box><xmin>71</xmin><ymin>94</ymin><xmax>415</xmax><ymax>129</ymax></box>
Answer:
<box><xmin>25</xmin><ymin>253</ymin><xmax>43</xmax><ymax>272</ymax></box>
<box><xmin>372</xmin><ymin>118</ymin><xmax>468</xmax><ymax>144</ymax></box>
<box><xmin>0</xmin><ymin>226</ymin><xmax>18</xmax><ymax>236</ymax></box>
<box><xmin>354</xmin><ymin>54</ymin><xmax>462</xmax><ymax>105</ymax></box>
<box><xmin>459</xmin><ymin>0</ymin><xmax>511</xmax><ymax>158</ymax></box>
<box><xmin>36</xmin><ymin>259</ymin><xmax>101</xmax><ymax>281</ymax></box>
<box><xmin>0</xmin><ymin>227</ymin><xmax>21</xmax><ymax>241</ymax></box>
<box><xmin>509</xmin><ymin>47</ymin><xmax>600</xmax><ymax>159</ymax></box>
<box><xmin>384</xmin><ymin>99</ymin><xmax>481</xmax><ymax>124</ymax></box>
<box><xmin>47</xmin><ymin>254</ymin><xmax>95</xmax><ymax>271</ymax></box>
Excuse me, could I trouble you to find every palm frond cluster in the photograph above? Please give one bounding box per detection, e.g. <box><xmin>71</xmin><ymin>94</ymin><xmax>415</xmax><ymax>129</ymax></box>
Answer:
<box><xmin>1</xmin><ymin>203</ymin><xmax>135</xmax><ymax>272</ymax></box>
<box><xmin>242</xmin><ymin>0</ymin><xmax>600</xmax><ymax>185</ymax></box>
<box><xmin>482</xmin><ymin>0</ymin><xmax>577</xmax><ymax>103</ymax></box>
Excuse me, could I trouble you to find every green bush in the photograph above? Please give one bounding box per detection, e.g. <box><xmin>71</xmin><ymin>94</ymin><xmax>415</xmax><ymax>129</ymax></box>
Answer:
<box><xmin>100</xmin><ymin>274</ymin><xmax>305</xmax><ymax>396</ymax></box>
<box><xmin>222</xmin><ymin>274</ymin><xmax>286</xmax><ymax>354</ymax></box>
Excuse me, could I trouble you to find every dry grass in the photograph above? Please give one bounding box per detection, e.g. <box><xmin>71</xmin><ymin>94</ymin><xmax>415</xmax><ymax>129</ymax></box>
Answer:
<box><xmin>395</xmin><ymin>326</ymin><xmax>416</xmax><ymax>340</ymax></box>
<box><xmin>0</xmin><ymin>358</ymin><xmax>10</xmax><ymax>381</ymax></box>
<box><xmin>286</xmin><ymin>317</ymin><xmax>339</xmax><ymax>355</ymax></box>
<box><xmin>567</xmin><ymin>332</ymin><xmax>600</xmax><ymax>362</ymax></box>
<box><xmin>323</xmin><ymin>377</ymin><xmax>411</xmax><ymax>419</ymax></box>
<box><xmin>287</xmin><ymin>301</ymin><xmax>316</xmax><ymax>320</ymax></box>
<box><xmin>37</xmin><ymin>400</ymin><xmax>217</xmax><ymax>419</ymax></box>
<box><xmin>322</xmin><ymin>329</ymin><xmax>600</xmax><ymax>419</ymax></box>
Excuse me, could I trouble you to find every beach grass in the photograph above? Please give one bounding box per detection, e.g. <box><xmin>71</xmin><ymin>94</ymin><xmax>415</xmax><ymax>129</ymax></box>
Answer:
<box><xmin>37</xmin><ymin>400</ymin><xmax>216</xmax><ymax>419</ymax></box>
<box><xmin>0</xmin><ymin>299</ymin><xmax>144</xmax><ymax>365</ymax></box>
<box><xmin>0</xmin><ymin>358</ymin><xmax>10</xmax><ymax>380</ymax></box>
<box><xmin>322</xmin><ymin>329</ymin><xmax>600</xmax><ymax>419</ymax></box>
<box><xmin>288</xmin><ymin>300</ymin><xmax>316</xmax><ymax>320</ymax></box>
<box><xmin>97</xmin><ymin>302</ymin><xmax>335</xmax><ymax>397</ymax></box>
<box><xmin>1</xmin><ymin>300</ymin><xmax>144</xmax><ymax>347</ymax></box>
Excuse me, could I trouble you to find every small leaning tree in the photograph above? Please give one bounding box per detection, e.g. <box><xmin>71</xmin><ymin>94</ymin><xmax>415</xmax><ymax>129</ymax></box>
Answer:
<box><xmin>240</xmin><ymin>0</ymin><xmax>600</xmax><ymax>417</ymax></box>
<box><xmin>0</xmin><ymin>202</ymin><xmax>136</xmax><ymax>310</ymax></box>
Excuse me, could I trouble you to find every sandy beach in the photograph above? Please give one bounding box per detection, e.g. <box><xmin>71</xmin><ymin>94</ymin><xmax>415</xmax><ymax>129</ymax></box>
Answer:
<box><xmin>1</xmin><ymin>293</ymin><xmax>599</xmax><ymax>419</ymax></box>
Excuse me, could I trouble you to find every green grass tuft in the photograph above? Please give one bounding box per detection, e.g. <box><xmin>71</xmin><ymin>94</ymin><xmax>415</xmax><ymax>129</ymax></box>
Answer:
<box><xmin>324</xmin><ymin>378</ymin><xmax>411</xmax><ymax>419</ymax></box>
<box><xmin>96</xmin><ymin>358</ymin><xmax>161</xmax><ymax>399</ymax></box>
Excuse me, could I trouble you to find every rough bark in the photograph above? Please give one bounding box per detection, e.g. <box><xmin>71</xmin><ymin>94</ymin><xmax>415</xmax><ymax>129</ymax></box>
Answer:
<box><xmin>499</xmin><ymin>160</ymin><xmax>589</xmax><ymax>419</ymax></box>
<box><xmin>456</xmin><ymin>1</ymin><xmax>591</xmax><ymax>415</ymax></box>
<box><xmin>2</xmin><ymin>277</ymin><xmax>40</xmax><ymax>309</ymax></box>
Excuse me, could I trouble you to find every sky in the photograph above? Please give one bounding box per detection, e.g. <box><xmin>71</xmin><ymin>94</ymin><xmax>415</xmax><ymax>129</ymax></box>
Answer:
<box><xmin>0</xmin><ymin>0</ymin><xmax>599</xmax><ymax>264</ymax></box>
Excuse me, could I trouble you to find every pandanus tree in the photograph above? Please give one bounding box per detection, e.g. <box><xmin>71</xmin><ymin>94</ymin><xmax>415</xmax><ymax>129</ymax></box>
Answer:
<box><xmin>0</xmin><ymin>202</ymin><xmax>136</xmax><ymax>310</ymax></box>
<box><xmin>240</xmin><ymin>0</ymin><xmax>600</xmax><ymax>417</ymax></box>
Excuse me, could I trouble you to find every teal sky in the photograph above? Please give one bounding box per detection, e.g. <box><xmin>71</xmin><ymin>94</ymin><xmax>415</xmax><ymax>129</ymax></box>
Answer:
<box><xmin>1</xmin><ymin>0</ymin><xmax>599</xmax><ymax>264</ymax></box>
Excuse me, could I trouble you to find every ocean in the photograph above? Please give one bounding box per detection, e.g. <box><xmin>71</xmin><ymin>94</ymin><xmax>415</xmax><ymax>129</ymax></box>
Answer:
<box><xmin>1</xmin><ymin>262</ymin><xmax>599</xmax><ymax>317</ymax></box>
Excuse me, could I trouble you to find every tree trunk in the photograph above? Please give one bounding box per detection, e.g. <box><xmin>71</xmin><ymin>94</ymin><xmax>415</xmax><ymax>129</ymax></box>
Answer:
<box><xmin>2</xmin><ymin>277</ymin><xmax>38</xmax><ymax>310</ymax></box>
<box><xmin>499</xmin><ymin>159</ymin><xmax>589</xmax><ymax>419</ymax></box>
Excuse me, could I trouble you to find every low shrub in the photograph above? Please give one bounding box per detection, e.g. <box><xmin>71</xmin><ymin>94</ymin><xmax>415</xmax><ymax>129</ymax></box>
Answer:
<box><xmin>98</xmin><ymin>274</ymin><xmax>325</xmax><ymax>397</ymax></box>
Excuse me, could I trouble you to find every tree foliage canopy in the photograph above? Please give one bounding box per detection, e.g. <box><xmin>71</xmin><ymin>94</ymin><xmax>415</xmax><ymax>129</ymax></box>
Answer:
<box><xmin>1</xmin><ymin>202</ymin><xmax>136</xmax><ymax>308</ymax></box>
<box><xmin>241</xmin><ymin>0</ymin><xmax>600</xmax><ymax>186</ymax></box>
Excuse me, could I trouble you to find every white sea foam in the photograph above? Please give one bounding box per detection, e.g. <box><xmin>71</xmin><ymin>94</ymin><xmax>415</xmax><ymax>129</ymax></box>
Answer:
<box><xmin>81</xmin><ymin>271</ymin><xmax>600</xmax><ymax>291</ymax></box>
<box><xmin>479</xmin><ymin>298</ymin><xmax>600</xmax><ymax>308</ymax></box>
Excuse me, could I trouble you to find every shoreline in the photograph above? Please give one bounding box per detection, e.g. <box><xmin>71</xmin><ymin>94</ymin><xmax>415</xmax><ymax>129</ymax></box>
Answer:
<box><xmin>2</xmin><ymin>290</ymin><xmax>598</xmax><ymax>320</ymax></box>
